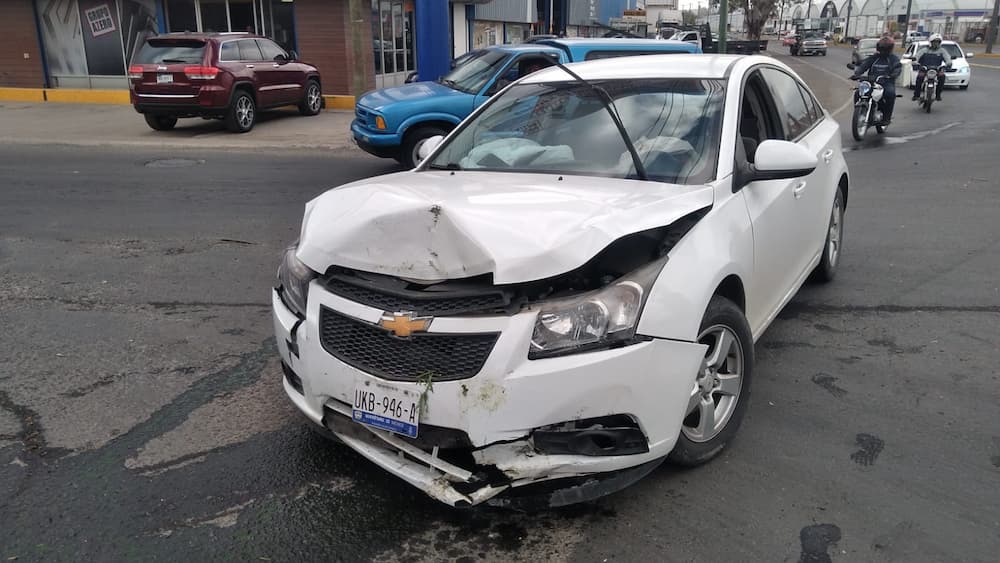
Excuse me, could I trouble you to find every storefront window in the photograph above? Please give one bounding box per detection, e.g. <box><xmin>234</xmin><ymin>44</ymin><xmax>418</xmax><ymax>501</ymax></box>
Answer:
<box><xmin>198</xmin><ymin>0</ymin><xmax>229</xmax><ymax>32</ymax></box>
<box><xmin>371</xmin><ymin>0</ymin><xmax>414</xmax><ymax>87</ymax></box>
<box><xmin>473</xmin><ymin>21</ymin><xmax>501</xmax><ymax>49</ymax></box>
<box><xmin>166</xmin><ymin>0</ymin><xmax>197</xmax><ymax>31</ymax></box>
<box><xmin>506</xmin><ymin>23</ymin><xmax>528</xmax><ymax>44</ymax></box>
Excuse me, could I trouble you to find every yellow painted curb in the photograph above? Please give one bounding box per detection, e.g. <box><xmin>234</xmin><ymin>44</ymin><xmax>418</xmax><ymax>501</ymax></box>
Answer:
<box><xmin>970</xmin><ymin>62</ymin><xmax>1000</xmax><ymax>69</ymax></box>
<box><xmin>322</xmin><ymin>95</ymin><xmax>355</xmax><ymax>110</ymax></box>
<box><xmin>0</xmin><ymin>87</ymin><xmax>46</xmax><ymax>102</ymax></box>
<box><xmin>44</xmin><ymin>89</ymin><xmax>130</xmax><ymax>104</ymax></box>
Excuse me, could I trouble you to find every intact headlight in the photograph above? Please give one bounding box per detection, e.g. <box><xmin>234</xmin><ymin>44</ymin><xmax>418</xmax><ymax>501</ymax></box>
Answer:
<box><xmin>276</xmin><ymin>243</ymin><xmax>317</xmax><ymax>317</ymax></box>
<box><xmin>960</xmin><ymin>67</ymin><xmax>969</xmax><ymax>74</ymax></box>
<box><xmin>528</xmin><ymin>258</ymin><xmax>666</xmax><ymax>359</ymax></box>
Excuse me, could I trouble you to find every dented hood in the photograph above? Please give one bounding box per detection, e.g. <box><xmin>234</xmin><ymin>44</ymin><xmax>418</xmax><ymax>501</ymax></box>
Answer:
<box><xmin>297</xmin><ymin>171</ymin><xmax>714</xmax><ymax>284</ymax></box>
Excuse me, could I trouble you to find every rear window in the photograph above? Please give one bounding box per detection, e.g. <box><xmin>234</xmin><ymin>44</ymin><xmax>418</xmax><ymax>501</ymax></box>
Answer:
<box><xmin>133</xmin><ymin>39</ymin><xmax>206</xmax><ymax>64</ymax></box>
<box><xmin>584</xmin><ymin>50</ymin><xmax>686</xmax><ymax>61</ymax></box>
<box><xmin>859</xmin><ymin>39</ymin><xmax>878</xmax><ymax>49</ymax></box>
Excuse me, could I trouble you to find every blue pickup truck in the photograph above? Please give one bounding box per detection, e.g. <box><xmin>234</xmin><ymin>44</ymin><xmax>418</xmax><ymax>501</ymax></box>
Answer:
<box><xmin>352</xmin><ymin>38</ymin><xmax>701</xmax><ymax>167</ymax></box>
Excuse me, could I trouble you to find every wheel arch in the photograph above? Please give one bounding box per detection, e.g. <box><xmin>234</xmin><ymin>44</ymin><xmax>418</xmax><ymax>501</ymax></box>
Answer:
<box><xmin>231</xmin><ymin>81</ymin><xmax>256</xmax><ymax>103</ymax></box>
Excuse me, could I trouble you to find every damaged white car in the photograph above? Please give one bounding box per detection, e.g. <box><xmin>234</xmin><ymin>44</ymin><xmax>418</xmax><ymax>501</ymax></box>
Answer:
<box><xmin>273</xmin><ymin>54</ymin><xmax>849</xmax><ymax>508</ymax></box>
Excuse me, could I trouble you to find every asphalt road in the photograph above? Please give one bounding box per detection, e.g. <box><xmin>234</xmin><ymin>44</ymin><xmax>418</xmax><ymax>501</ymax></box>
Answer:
<box><xmin>1</xmin><ymin>52</ymin><xmax>999</xmax><ymax>562</ymax></box>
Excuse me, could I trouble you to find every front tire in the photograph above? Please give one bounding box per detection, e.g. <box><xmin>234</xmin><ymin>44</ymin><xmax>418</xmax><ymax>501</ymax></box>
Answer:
<box><xmin>811</xmin><ymin>185</ymin><xmax>845</xmax><ymax>283</ymax></box>
<box><xmin>299</xmin><ymin>80</ymin><xmax>322</xmax><ymax>116</ymax></box>
<box><xmin>668</xmin><ymin>296</ymin><xmax>753</xmax><ymax>467</ymax></box>
<box><xmin>225</xmin><ymin>91</ymin><xmax>256</xmax><ymax>133</ymax></box>
<box><xmin>960</xmin><ymin>84</ymin><xmax>969</xmax><ymax>90</ymax></box>
<box><xmin>851</xmin><ymin>105</ymin><xmax>868</xmax><ymax>141</ymax></box>
<box><xmin>401</xmin><ymin>125</ymin><xmax>448</xmax><ymax>169</ymax></box>
<box><xmin>924</xmin><ymin>96</ymin><xmax>933</xmax><ymax>113</ymax></box>
<box><xmin>144</xmin><ymin>115</ymin><xmax>178</xmax><ymax>131</ymax></box>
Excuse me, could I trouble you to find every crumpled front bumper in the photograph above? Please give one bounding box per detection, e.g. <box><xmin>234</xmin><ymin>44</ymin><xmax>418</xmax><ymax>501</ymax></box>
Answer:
<box><xmin>273</xmin><ymin>285</ymin><xmax>706</xmax><ymax>507</ymax></box>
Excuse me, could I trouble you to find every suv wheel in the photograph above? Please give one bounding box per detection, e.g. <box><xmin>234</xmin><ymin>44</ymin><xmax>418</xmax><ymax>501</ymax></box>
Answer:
<box><xmin>226</xmin><ymin>91</ymin><xmax>256</xmax><ymax>133</ymax></box>
<box><xmin>299</xmin><ymin>80</ymin><xmax>322</xmax><ymax>116</ymax></box>
<box><xmin>144</xmin><ymin>115</ymin><xmax>178</xmax><ymax>131</ymax></box>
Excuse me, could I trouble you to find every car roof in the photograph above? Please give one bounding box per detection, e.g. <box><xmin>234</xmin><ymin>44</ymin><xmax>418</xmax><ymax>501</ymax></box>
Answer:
<box><xmin>912</xmin><ymin>40</ymin><xmax>959</xmax><ymax>46</ymax></box>
<box><xmin>521</xmin><ymin>53</ymin><xmax>747</xmax><ymax>83</ymax></box>
<box><xmin>489</xmin><ymin>44</ymin><xmax>564</xmax><ymax>55</ymax></box>
<box><xmin>149</xmin><ymin>32</ymin><xmax>261</xmax><ymax>41</ymax></box>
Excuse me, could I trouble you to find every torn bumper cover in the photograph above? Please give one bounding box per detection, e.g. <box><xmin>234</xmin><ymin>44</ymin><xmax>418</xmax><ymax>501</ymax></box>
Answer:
<box><xmin>273</xmin><ymin>287</ymin><xmax>706</xmax><ymax>507</ymax></box>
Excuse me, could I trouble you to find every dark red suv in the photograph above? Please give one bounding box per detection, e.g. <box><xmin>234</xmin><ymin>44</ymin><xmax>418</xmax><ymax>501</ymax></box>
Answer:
<box><xmin>128</xmin><ymin>33</ymin><xmax>322</xmax><ymax>133</ymax></box>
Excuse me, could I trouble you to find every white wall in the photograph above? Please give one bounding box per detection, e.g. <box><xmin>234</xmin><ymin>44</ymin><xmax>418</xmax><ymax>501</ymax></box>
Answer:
<box><xmin>453</xmin><ymin>3</ymin><xmax>469</xmax><ymax>58</ymax></box>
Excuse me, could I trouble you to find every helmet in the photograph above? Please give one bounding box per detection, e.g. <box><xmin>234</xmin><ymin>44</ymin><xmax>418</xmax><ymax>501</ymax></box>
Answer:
<box><xmin>929</xmin><ymin>33</ymin><xmax>943</xmax><ymax>44</ymax></box>
<box><xmin>876</xmin><ymin>37</ymin><xmax>895</xmax><ymax>55</ymax></box>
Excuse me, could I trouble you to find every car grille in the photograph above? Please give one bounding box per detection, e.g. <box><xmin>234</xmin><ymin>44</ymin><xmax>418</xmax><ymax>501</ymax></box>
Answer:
<box><xmin>319</xmin><ymin>307</ymin><xmax>500</xmax><ymax>382</ymax></box>
<box><xmin>322</xmin><ymin>275</ymin><xmax>513</xmax><ymax>316</ymax></box>
<box><xmin>355</xmin><ymin>106</ymin><xmax>375</xmax><ymax>128</ymax></box>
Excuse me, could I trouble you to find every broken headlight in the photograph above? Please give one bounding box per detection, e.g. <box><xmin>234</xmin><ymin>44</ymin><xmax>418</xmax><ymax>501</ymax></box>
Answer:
<box><xmin>276</xmin><ymin>243</ymin><xmax>317</xmax><ymax>317</ymax></box>
<box><xmin>528</xmin><ymin>258</ymin><xmax>666</xmax><ymax>359</ymax></box>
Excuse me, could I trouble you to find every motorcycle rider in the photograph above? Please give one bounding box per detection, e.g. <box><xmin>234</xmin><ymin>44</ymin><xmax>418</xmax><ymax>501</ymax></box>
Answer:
<box><xmin>913</xmin><ymin>33</ymin><xmax>952</xmax><ymax>101</ymax></box>
<box><xmin>851</xmin><ymin>37</ymin><xmax>902</xmax><ymax>125</ymax></box>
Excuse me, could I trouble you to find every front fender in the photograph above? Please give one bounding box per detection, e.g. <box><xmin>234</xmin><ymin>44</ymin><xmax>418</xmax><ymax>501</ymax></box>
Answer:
<box><xmin>397</xmin><ymin>112</ymin><xmax>464</xmax><ymax>137</ymax></box>
<box><xmin>637</xmin><ymin>180</ymin><xmax>754</xmax><ymax>342</ymax></box>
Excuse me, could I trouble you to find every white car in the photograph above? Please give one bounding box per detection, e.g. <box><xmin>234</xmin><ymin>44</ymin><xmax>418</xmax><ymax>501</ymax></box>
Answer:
<box><xmin>901</xmin><ymin>40</ymin><xmax>973</xmax><ymax>90</ymax></box>
<box><xmin>273</xmin><ymin>54</ymin><xmax>850</xmax><ymax>508</ymax></box>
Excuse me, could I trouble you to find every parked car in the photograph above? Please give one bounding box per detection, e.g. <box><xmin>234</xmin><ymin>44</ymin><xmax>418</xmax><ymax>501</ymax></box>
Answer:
<box><xmin>276</xmin><ymin>53</ymin><xmax>850</xmax><ymax>509</ymax></box>
<box><xmin>782</xmin><ymin>32</ymin><xmax>798</xmax><ymax>46</ymax></box>
<box><xmin>128</xmin><ymin>33</ymin><xmax>322</xmax><ymax>133</ymax></box>
<box><xmin>351</xmin><ymin>38</ymin><xmax>700</xmax><ymax>168</ymax></box>
<box><xmin>904</xmin><ymin>30</ymin><xmax>929</xmax><ymax>46</ymax></box>
<box><xmin>900</xmin><ymin>39</ymin><xmax>973</xmax><ymax>90</ymax></box>
<box><xmin>794</xmin><ymin>31</ymin><xmax>828</xmax><ymax>56</ymax></box>
<box><xmin>852</xmin><ymin>37</ymin><xmax>879</xmax><ymax>65</ymax></box>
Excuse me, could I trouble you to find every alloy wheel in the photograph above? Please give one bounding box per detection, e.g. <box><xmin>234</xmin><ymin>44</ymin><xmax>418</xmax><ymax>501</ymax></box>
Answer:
<box><xmin>236</xmin><ymin>96</ymin><xmax>254</xmax><ymax>130</ymax></box>
<box><xmin>307</xmin><ymin>85</ymin><xmax>322</xmax><ymax>113</ymax></box>
<box><xmin>827</xmin><ymin>191</ymin><xmax>843</xmax><ymax>267</ymax></box>
<box><xmin>682</xmin><ymin>324</ymin><xmax>745</xmax><ymax>443</ymax></box>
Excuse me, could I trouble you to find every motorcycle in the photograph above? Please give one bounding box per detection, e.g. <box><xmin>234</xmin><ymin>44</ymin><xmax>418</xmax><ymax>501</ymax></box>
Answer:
<box><xmin>846</xmin><ymin>64</ymin><xmax>899</xmax><ymax>141</ymax></box>
<box><xmin>915</xmin><ymin>64</ymin><xmax>947</xmax><ymax>113</ymax></box>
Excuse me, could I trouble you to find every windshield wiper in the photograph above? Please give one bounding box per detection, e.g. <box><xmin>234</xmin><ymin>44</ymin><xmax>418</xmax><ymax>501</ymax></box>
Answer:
<box><xmin>438</xmin><ymin>78</ymin><xmax>459</xmax><ymax>90</ymax></box>
<box><xmin>160</xmin><ymin>59</ymin><xmax>189</xmax><ymax>64</ymax></box>
<box><xmin>550</xmin><ymin>62</ymin><xmax>647</xmax><ymax>181</ymax></box>
<box><xmin>428</xmin><ymin>162</ymin><xmax>462</xmax><ymax>170</ymax></box>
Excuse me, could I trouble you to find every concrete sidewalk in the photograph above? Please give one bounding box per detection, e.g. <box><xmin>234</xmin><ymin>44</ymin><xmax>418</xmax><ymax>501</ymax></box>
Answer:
<box><xmin>0</xmin><ymin>102</ymin><xmax>359</xmax><ymax>153</ymax></box>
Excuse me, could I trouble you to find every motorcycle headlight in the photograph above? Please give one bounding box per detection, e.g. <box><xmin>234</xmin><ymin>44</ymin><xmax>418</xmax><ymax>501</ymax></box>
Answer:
<box><xmin>926</xmin><ymin>69</ymin><xmax>937</xmax><ymax>79</ymax></box>
<box><xmin>276</xmin><ymin>243</ymin><xmax>317</xmax><ymax>317</ymax></box>
<box><xmin>528</xmin><ymin>258</ymin><xmax>666</xmax><ymax>359</ymax></box>
<box><xmin>858</xmin><ymin>81</ymin><xmax>872</xmax><ymax>96</ymax></box>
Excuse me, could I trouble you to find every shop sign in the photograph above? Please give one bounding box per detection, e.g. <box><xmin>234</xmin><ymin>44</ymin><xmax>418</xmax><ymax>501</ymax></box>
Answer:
<box><xmin>85</xmin><ymin>4</ymin><xmax>117</xmax><ymax>38</ymax></box>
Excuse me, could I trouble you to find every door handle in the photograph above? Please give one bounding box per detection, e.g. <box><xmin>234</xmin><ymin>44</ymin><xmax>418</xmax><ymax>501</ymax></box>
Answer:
<box><xmin>822</xmin><ymin>149</ymin><xmax>834</xmax><ymax>163</ymax></box>
<box><xmin>793</xmin><ymin>181</ymin><xmax>807</xmax><ymax>199</ymax></box>
<box><xmin>245</xmin><ymin>64</ymin><xmax>255</xmax><ymax>68</ymax></box>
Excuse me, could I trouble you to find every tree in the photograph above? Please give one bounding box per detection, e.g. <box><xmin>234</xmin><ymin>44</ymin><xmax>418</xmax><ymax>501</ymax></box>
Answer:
<box><xmin>710</xmin><ymin>0</ymin><xmax>780</xmax><ymax>39</ymax></box>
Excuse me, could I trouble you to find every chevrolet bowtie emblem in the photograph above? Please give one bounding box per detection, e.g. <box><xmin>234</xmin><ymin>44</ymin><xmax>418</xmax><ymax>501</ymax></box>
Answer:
<box><xmin>378</xmin><ymin>312</ymin><xmax>431</xmax><ymax>337</ymax></box>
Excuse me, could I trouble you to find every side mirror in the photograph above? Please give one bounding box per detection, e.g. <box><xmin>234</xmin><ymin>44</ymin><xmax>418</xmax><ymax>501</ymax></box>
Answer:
<box><xmin>966</xmin><ymin>52</ymin><xmax>974</xmax><ymax>58</ymax></box>
<box><xmin>417</xmin><ymin>135</ymin><xmax>444</xmax><ymax>162</ymax></box>
<box><xmin>289</xmin><ymin>50</ymin><xmax>299</xmax><ymax>61</ymax></box>
<box><xmin>846</xmin><ymin>63</ymin><xmax>855</xmax><ymax>70</ymax></box>
<box><xmin>749</xmin><ymin>140</ymin><xmax>818</xmax><ymax>182</ymax></box>
<box><xmin>274</xmin><ymin>53</ymin><xmax>288</xmax><ymax>64</ymax></box>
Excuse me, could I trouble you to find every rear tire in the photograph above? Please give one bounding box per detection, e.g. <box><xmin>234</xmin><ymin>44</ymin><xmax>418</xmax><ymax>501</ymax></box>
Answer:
<box><xmin>144</xmin><ymin>115</ymin><xmax>178</xmax><ymax>131</ymax></box>
<box><xmin>225</xmin><ymin>90</ymin><xmax>256</xmax><ymax>133</ymax></box>
<box><xmin>851</xmin><ymin>105</ymin><xmax>867</xmax><ymax>141</ymax></box>
<box><xmin>668</xmin><ymin>296</ymin><xmax>754</xmax><ymax>467</ymax></box>
<box><xmin>299</xmin><ymin>79</ymin><xmax>322</xmax><ymax>116</ymax></box>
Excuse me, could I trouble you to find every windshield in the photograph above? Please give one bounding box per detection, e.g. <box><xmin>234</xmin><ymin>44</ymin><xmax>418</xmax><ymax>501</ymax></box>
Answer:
<box><xmin>439</xmin><ymin>49</ymin><xmax>511</xmax><ymax>94</ymax></box>
<box><xmin>428</xmin><ymin>78</ymin><xmax>726</xmax><ymax>185</ymax></box>
<box><xmin>804</xmin><ymin>33</ymin><xmax>823</xmax><ymax>40</ymax></box>
<box><xmin>943</xmin><ymin>44</ymin><xmax>963</xmax><ymax>58</ymax></box>
<box><xmin>133</xmin><ymin>39</ymin><xmax>206</xmax><ymax>64</ymax></box>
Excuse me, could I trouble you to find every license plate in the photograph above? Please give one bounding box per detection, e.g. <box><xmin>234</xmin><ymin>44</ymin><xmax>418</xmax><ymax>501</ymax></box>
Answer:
<box><xmin>352</xmin><ymin>380</ymin><xmax>420</xmax><ymax>438</ymax></box>
<box><xmin>157</xmin><ymin>74</ymin><xmax>173</xmax><ymax>84</ymax></box>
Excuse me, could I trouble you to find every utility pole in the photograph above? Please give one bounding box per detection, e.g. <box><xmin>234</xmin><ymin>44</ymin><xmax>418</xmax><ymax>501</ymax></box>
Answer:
<box><xmin>719</xmin><ymin>0</ymin><xmax>729</xmax><ymax>52</ymax></box>
<box><xmin>903</xmin><ymin>0</ymin><xmax>913</xmax><ymax>41</ymax></box>
<box><xmin>845</xmin><ymin>0</ymin><xmax>853</xmax><ymax>40</ymax></box>
<box><xmin>987</xmin><ymin>0</ymin><xmax>1000</xmax><ymax>54</ymax></box>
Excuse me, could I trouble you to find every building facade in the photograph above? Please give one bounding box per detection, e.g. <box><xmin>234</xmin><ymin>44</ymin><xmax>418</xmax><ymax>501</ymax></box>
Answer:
<box><xmin>1</xmin><ymin>0</ymin><xmax>647</xmax><ymax>94</ymax></box>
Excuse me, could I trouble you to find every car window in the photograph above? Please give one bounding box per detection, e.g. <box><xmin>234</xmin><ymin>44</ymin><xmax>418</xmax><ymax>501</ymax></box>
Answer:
<box><xmin>238</xmin><ymin>39</ymin><xmax>263</xmax><ymax>61</ymax></box>
<box><xmin>760</xmin><ymin>68</ymin><xmax>816</xmax><ymax>141</ymax></box>
<box><xmin>220</xmin><ymin>41</ymin><xmax>239</xmax><ymax>61</ymax></box>
<box><xmin>738</xmin><ymin>71</ymin><xmax>784</xmax><ymax>163</ymax></box>
<box><xmin>798</xmin><ymin>82</ymin><xmax>824</xmax><ymax>124</ymax></box>
<box><xmin>439</xmin><ymin>49</ymin><xmax>511</xmax><ymax>94</ymax></box>
<box><xmin>257</xmin><ymin>39</ymin><xmax>287</xmax><ymax>61</ymax></box>
<box><xmin>133</xmin><ymin>39</ymin><xmax>206</xmax><ymax>64</ymax></box>
<box><xmin>584</xmin><ymin>50</ymin><xmax>686</xmax><ymax>61</ymax></box>
<box><xmin>942</xmin><ymin>44</ymin><xmax>963</xmax><ymax>58</ymax></box>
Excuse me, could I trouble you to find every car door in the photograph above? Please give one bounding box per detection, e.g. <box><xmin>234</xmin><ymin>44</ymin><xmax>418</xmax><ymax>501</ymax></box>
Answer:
<box><xmin>257</xmin><ymin>39</ymin><xmax>303</xmax><ymax>106</ymax></box>
<box><xmin>759</xmin><ymin>67</ymin><xmax>836</xmax><ymax>284</ymax></box>
<box><xmin>233</xmin><ymin>39</ymin><xmax>271</xmax><ymax>106</ymax></box>
<box><xmin>737</xmin><ymin>70</ymin><xmax>814</xmax><ymax>331</ymax></box>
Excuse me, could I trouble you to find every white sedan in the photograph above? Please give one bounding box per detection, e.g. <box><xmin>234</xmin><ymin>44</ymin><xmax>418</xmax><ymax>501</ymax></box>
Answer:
<box><xmin>273</xmin><ymin>54</ymin><xmax>850</xmax><ymax>508</ymax></box>
<box><xmin>900</xmin><ymin>40</ymin><xmax>973</xmax><ymax>90</ymax></box>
